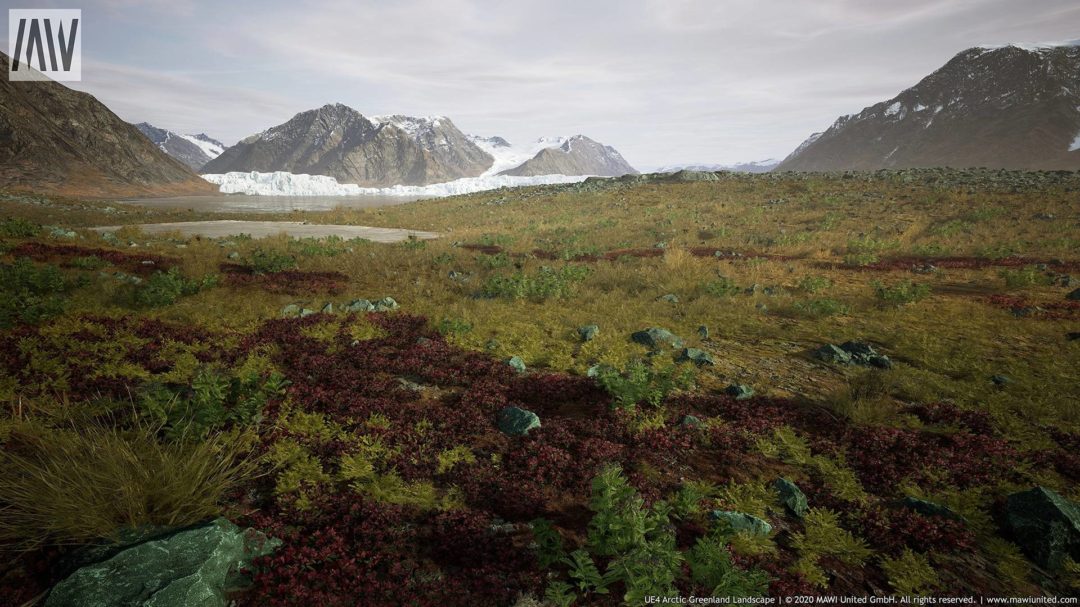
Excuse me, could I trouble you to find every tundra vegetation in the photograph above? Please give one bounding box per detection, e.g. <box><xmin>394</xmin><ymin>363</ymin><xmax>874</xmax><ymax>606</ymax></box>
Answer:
<box><xmin>0</xmin><ymin>168</ymin><xmax>1078</xmax><ymax>604</ymax></box>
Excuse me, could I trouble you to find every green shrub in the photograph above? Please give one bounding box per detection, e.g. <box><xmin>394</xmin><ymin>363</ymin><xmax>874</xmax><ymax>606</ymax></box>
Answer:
<box><xmin>0</xmin><ymin>419</ymin><xmax>255</xmax><ymax>549</ymax></box>
<box><xmin>593</xmin><ymin>359</ymin><xmax>694</xmax><ymax>410</ymax></box>
<box><xmin>797</xmin><ymin>275</ymin><xmax>832</xmax><ymax>294</ymax></box>
<box><xmin>0</xmin><ymin>258</ymin><xmax>77</xmax><ymax>328</ymax></box>
<box><xmin>792</xmin><ymin>298</ymin><xmax>850</xmax><ymax>318</ymax></box>
<box><xmin>476</xmin><ymin>252</ymin><xmax>511</xmax><ymax>269</ymax></box>
<box><xmin>0</xmin><ymin>217</ymin><xmax>39</xmax><ymax>238</ymax></box>
<box><xmin>880</xmin><ymin>549</ymin><xmax>940</xmax><ymax>596</ymax></box>
<box><xmin>134</xmin><ymin>268</ymin><xmax>219</xmax><ymax>308</ymax></box>
<box><xmin>1000</xmin><ymin>266</ymin><xmax>1049</xmax><ymax>290</ymax></box>
<box><xmin>70</xmin><ymin>255</ymin><xmax>106</xmax><ymax>270</ymax></box>
<box><xmin>687</xmin><ymin>532</ymin><xmax>770</xmax><ymax>597</ymax></box>
<box><xmin>480</xmin><ymin>265</ymin><xmax>590</xmax><ymax>300</ymax></box>
<box><xmin>249</xmin><ymin>248</ymin><xmax>297</xmax><ymax>274</ymax></box>
<box><xmin>872</xmin><ymin>280</ymin><xmax>931</xmax><ymax>306</ymax></box>
<box><xmin>436</xmin><ymin>317</ymin><xmax>473</xmax><ymax>336</ymax></box>
<box><xmin>138</xmin><ymin>367</ymin><xmax>287</xmax><ymax>439</ymax></box>
<box><xmin>703</xmin><ymin>277</ymin><xmax>740</xmax><ymax>297</ymax></box>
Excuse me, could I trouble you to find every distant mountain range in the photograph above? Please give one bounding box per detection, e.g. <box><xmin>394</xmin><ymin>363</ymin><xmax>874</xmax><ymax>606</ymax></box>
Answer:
<box><xmin>201</xmin><ymin>104</ymin><xmax>637</xmax><ymax>186</ymax></box>
<box><xmin>656</xmin><ymin>160</ymin><xmax>779</xmax><ymax>173</ymax></box>
<box><xmin>134</xmin><ymin>123</ymin><xmax>224</xmax><ymax>171</ymax></box>
<box><xmin>0</xmin><ymin>53</ymin><xmax>213</xmax><ymax>198</ymax></box>
<box><xmin>777</xmin><ymin>40</ymin><xmax>1080</xmax><ymax>171</ymax></box>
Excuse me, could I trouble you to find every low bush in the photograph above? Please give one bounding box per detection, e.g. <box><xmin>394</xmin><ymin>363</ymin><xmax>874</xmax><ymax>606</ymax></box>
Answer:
<box><xmin>0</xmin><ymin>258</ymin><xmax>78</xmax><ymax>328</ymax></box>
<box><xmin>480</xmin><ymin>265</ymin><xmax>590</xmax><ymax>300</ymax></box>
<box><xmin>249</xmin><ymin>248</ymin><xmax>297</xmax><ymax>274</ymax></box>
<box><xmin>999</xmin><ymin>266</ymin><xmax>1049</xmax><ymax>290</ymax></box>
<box><xmin>134</xmin><ymin>267</ymin><xmax>219</xmax><ymax>307</ymax></box>
<box><xmin>0</xmin><ymin>217</ymin><xmax>39</xmax><ymax>238</ymax></box>
<box><xmin>138</xmin><ymin>367</ymin><xmax>287</xmax><ymax>439</ymax></box>
<box><xmin>798</xmin><ymin>275</ymin><xmax>833</xmax><ymax>294</ymax></box>
<box><xmin>872</xmin><ymin>280</ymin><xmax>931</xmax><ymax>306</ymax></box>
<box><xmin>592</xmin><ymin>359</ymin><xmax>694</xmax><ymax>410</ymax></box>
<box><xmin>704</xmin><ymin>276</ymin><xmax>741</xmax><ymax>297</ymax></box>
<box><xmin>792</xmin><ymin>298</ymin><xmax>850</xmax><ymax>318</ymax></box>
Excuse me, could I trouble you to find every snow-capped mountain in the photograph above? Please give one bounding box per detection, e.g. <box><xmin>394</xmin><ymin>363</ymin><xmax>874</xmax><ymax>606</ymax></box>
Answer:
<box><xmin>134</xmin><ymin>123</ymin><xmax>224</xmax><ymax>171</ymax></box>
<box><xmin>777</xmin><ymin>40</ymin><xmax>1080</xmax><ymax>171</ymax></box>
<box><xmin>657</xmin><ymin>159</ymin><xmax>779</xmax><ymax>173</ymax></box>
<box><xmin>498</xmin><ymin>135</ymin><xmax>637</xmax><ymax>177</ymax></box>
<box><xmin>201</xmin><ymin>104</ymin><xmax>493</xmax><ymax>187</ymax></box>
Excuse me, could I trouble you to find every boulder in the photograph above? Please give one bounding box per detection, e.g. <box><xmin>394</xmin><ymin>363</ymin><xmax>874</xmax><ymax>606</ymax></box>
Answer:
<box><xmin>631</xmin><ymin>327</ymin><xmax>684</xmax><ymax>350</ymax></box>
<box><xmin>900</xmin><ymin>496</ymin><xmax>965</xmax><ymax>522</ymax></box>
<box><xmin>1003</xmin><ymin>486</ymin><xmax>1080</xmax><ymax>570</ymax></box>
<box><xmin>506</xmin><ymin>356</ymin><xmax>527</xmax><ymax>373</ymax></box>
<box><xmin>497</xmin><ymin>406</ymin><xmax>540</xmax><ymax>437</ymax></box>
<box><xmin>680</xmin><ymin>415</ymin><xmax>702</xmax><ymax>428</ymax></box>
<box><xmin>678</xmin><ymin>348</ymin><xmax>715</xmax><ymax>366</ymax></box>
<box><xmin>697</xmin><ymin>325</ymin><xmax>709</xmax><ymax>340</ymax></box>
<box><xmin>1067</xmin><ymin>288</ymin><xmax>1080</xmax><ymax>301</ymax></box>
<box><xmin>321</xmin><ymin>302</ymin><xmax>334</xmax><ymax>314</ymax></box>
<box><xmin>345</xmin><ymin>299</ymin><xmax>375</xmax><ymax>312</ymax></box>
<box><xmin>280</xmin><ymin>303</ymin><xmax>301</xmax><ymax>318</ymax></box>
<box><xmin>774</xmin><ymin>478</ymin><xmax>808</xmax><ymax>518</ymax></box>
<box><xmin>812</xmin><ymin>343</ymin><xmax>852</xmax><ymax>365</ymax></box>
<box><xmin>724</xmin><ymin>384</ymin><xmax>754</xmax><ymax>400</ymax></box>
<box><xmin>45</xmin><ymin>518</ymin><xmax>280</xmax><ymax>607</ymax></box>
<box><xmin>814</xmin><ymin>342</ymin><xmax>891</xmax><ymax>368</ymax></box>
<box><xmin>657</xmin><ymin>293</ymin><xmax>680</xmax><ymax>304</ymax></box>
<box><xmin>374</xmin><ymin>297</ymin><xmax>399</xmax><ymax>311</ymax></box>
<box><xmin>709</xmin><ymin>511</ymin><xmax>772</xmax><ymax>536</ymax></box>
<box><xmin>577</xmin><ymin>324</ymin><xmax>599</xmax><ymax>342</ymax></box>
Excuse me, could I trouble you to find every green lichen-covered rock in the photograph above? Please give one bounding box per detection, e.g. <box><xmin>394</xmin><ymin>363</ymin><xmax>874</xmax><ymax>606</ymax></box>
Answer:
<box><xmin>901</xmin><ymin>496</ymin><xmax>965</xmax><ymax>522</ymax></box>
<box><xmin>680</xmin><ymin>415</ymin><xmax>702</xmax><ymax>428</ymax></box>
<box><xmin>345</xmin><ymin>299</ymin><xmax>375</xmax><ymax>312</ymax></box>
<box><xmin>657</xmin><ymin>293</ymin><xmax>680</xmax><ymax>304</ymax></box>
<box><xmin>813</xmin><ymin>343</ymin><xmax>852</xmax><ymax>365</ymax></box>
<box><xmin>774</xmin><ymin>478</ymin><xmax>808</xmax><ymax>519</ymax></box>
<box><xmin>1067</xmin><ymin>288</ymin><xmax>1080</xmax><ymax>301</ymax></box>
<box><xmin>45</xmin><ymin>518</ymin><xmax>280</xmax><ymax>607</ymax></box>
<box><xmin>678</xmin><ymin>347</ymin><xmax>715</xmax><ymax>366</ymax></box>
<box><xmin>631</xmin><ymin>327</ymin><xmax>684</xmax><ymax>350</ymax></box>
<box><xmin>577</xmin><ymin>324</ymin><xmax>599</xmax><ymax>342</ymax></box>
<box><xmin>709</xmin><ymin>511</ymin><xmax>772</xmax><ymax>536</ymax></box>
<box><xmin>697</xmin><ymin>325</ymin><xmax>709</xmax><ymax>340</ymax></box>
<box><xmin>1004</xmin><ymin>486</ymin><xmax>1080</xmax><ymax>570</ymax></box>
<box><xmin>724</xmin><ymin>384</ymin><xmax>755</xmax><ymax>400</ymax></box>
<box><xmin>507</xmin><ymin>356</ymin><xmax>527</xmax><ymax>373</ymax></box>
<box><xmin>321</xmin><ymin>302</ymin><xmax>334</xmax><ymax>314</ymax></box>
<box><xmin>497</xmin><ymin>406</ymin><xmax>540</xmax><ymax>437</ymax></box>
<box><xmin>280</xmin><ymin>303</ymin><xmax>301</xmax><ymax>318</ymax></box>
<box><xmin>374</xmin><ymin>296</ymin><xmax>399</xmax><ymax>311</ymax></box>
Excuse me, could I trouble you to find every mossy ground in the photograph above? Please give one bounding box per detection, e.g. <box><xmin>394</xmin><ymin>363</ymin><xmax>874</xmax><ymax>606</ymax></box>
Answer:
<box><xmin>1</xmin><ymin>170</ymin><xmax>1078</xmax><ymax>603</ymax></box>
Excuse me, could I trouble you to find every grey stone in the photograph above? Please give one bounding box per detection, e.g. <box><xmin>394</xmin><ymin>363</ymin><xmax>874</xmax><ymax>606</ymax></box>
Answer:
<box><xmin>774</xmin><ymin>478</ymin><xmax>808</xmax><ymax>518</ymax></box>
<box><xmin>497</xmin><ymin>406</ymin><xmax>541</xmax><ymax>437</ymax></box>
<box><xmin>697</xmin><ymin>325</ymin><xmax>709</xmax><ymax>340</ymax></box>
<box><xmin>45</xmin><ymin>518</ymin><xmax>280</xmax><ymax>607</ymax></box>
<box><xmin>709</xmin><ymin>511</ymin><xmax>772</xmax><ymax>536</ymax></box>
<box><xmin>374</xmin><ymin>297</ymin><xmax>399</xmax><ymax>311</ymax></box>
<box><xmin>345</xmin><ymin>299</ymin><xmax>375</xmax><ymax>312</ymax></box>
<box><xmin>680</xmin><ymin>415</ymin><xmax>702</xmax><ymax>428</ymax></box>
<box><xmin>900</xmin><ymin>496</ymin><xmax>965</xmax><ymax>522</ymax></box>
<box><xmin>631</xmin><ymin>327</ymin><xmax>684</xmax><ymax>350</ymax></box>
<box><xmin>280</xmin><ymin>303</ymin><xmax>301</xmax><ymax>318</ymax></box>
<box><xmin>321</xmin><ymin>302</ymin><xmax>334</xmax><ymax>314</ymax></box>
<box><xmin>991</xmin><ymin>374</ymin><xmax>1010</xmax><ymax>386</ymax></box>
<box><xmin>657</xmin><ymin>293</ymin><xmax>680</xmax><ymax>304</ymax></box>
<box><xmin>226</xmin><ymin>252</ymin><xmax>240</xmax><ymax>260</ymax></box>
<box><xmin>679</xmin><ymin>347</ymin><xmax>715</xmax><ymax>366</ymax></box>
<box><xmin>507</xmin><ymin>356</ymin><xmax>526</xmax><ymax>373</ymax></box>
<box><xmin>724</xmin><ymin>384</ymin><xmax>755</xmax><ymax>400</ymax></box>
<box><xmin>1003</xmin><ymin>487</ymin><xmax>1080</xmax><ymax>570</ymax></box>
<box><xmin>1067</xmin><ymin>288</ymin><xmax>1080</xmax><ymax>301</ymax></box>
<box><xmin>577</xmin><ymin>324</ymin><xmax>599</xmax><ymax>342</ymax></box>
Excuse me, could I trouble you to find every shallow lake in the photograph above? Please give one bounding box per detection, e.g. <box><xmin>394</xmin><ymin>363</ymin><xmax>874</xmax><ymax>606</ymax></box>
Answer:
<box><xmin>120</xmin><ymin>194</ymin><xmax>430</xmax><ymax>213</ymax></box>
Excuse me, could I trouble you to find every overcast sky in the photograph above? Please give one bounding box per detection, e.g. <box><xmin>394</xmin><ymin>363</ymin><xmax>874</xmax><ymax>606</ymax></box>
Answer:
<box><xmin>4</xmin><ymin>0</ymin><xmax>1079</xmax><ymax>169</ymax></box>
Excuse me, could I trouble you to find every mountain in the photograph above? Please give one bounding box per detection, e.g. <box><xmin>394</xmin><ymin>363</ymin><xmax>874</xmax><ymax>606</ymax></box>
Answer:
<box><xmin>497</xmin><ymin>135</ymin><xmax>637</xmax><ymax>177</ymax></box>
<box><xmin>777</xmin><ymin>41</ymin><xmax>1080</xmax><ymax>171</ymax></box>
<box><xmin>0</xmin><ymin>53</ymin><xmax>214</xmax><ymax>197</ymax></box>
<box><xmin>657</xmin><ymin>159</ymin><xmax>779</xmax><ymax>173</ymax></box>
<box><xmin>135</xmin><ymin>123</ymin><xmax>224</xmax><ymax>171</ymax></box>
<box><xmin>201</xmin><ymin>104</ymin><xmax>494</xmax><ymax>187</ymax></box>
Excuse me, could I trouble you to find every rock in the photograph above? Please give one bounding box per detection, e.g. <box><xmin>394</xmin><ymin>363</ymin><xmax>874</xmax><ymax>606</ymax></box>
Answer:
<box><xmin>744</xmin><ymin>284</ymin><xmax>760</xmax><ymax>295</ymax></box>
<box><xmin>631</xmin><ymin>327</ymin><xmax>684</xmax><ymax>350</ymax></box>
<box><xmin>374</xmin><ymin>297</ymin><xmax>399</xmax><ymax>311</ymax></box>
<box><xmin>345</xmin><ymin>299</ymin><xmax>375</xmax><ymax>312</ymax></box>
<box><xmin>577</xmin><ymin>324</ymin><xmax>599</xmax><ymax>342</ymax></box>
<box><xmin>774</xmin><ymin>478</ymin><xmax>808</xmax><ymax>518</ymax></box>
<box><xmin>709</xmin><ymin>511</ymin><xmax>772</xmax><ymax>536</ymax></box>
<box><xmin>680</xmin><ymin>415</ymin><xmax>702</xmax><ymax>428</ymax></box>
<box><xmin>299</xmin><ymin>308</ymin><xmax>316</xmax><ymax>318</ymax></box>
<box><xmin>697</xmin><ymin>325</ymin><xmax>709</xmax><ymax>340</ymax></box>
<box><xmin>497</xmin><ymin>406</ymin><xmax>540</xmax><ymax>437</ymax></box>
<box><xmin>281</xmin><ymin>304</ymin><xmax>301</xmax><ymax>318</ymax></box>
<box><xmin>507</xmin><ymin>356</ymin><xmax>526</xmax><ymax>373</ymax></box>
<box><xmin>813</xmin><ymin>343</ymin><xmax>853</xmax><ymax>365</ymax></box>
<box><xmin>991</xmin><ymin>374</ymin><xmax>1010</xmax><ymax>386</ymax></box>
<box><xmin>724</xmin><ymin>384</ymin><xmax>754</xmax><ymax>400</ymax></box>
<box><xmin>321</xmin><ymin>302</ymin><xmax>334</xmax><ymax>314</ymax></box>
<box><xmin>1068</xmin><ymin>332</ymin><xmax>1080</xmax><ymax>341</ymax></box>
<box><xmin>48</xmin><ymin>225</ymin><xmax>77</xmax><ymax>238</ymax></box>
<box><xmin>45</xmin><ymin>518</ymin><xmax>280</xmax><ymax>607</ymax></box>
<box><xmin>226</xmin><ymin>252</ymin><xmax>240</xmax><ymax>260</ymax></box>
<box><xmin>1003</xmin><ymin>486</ymin><xmax>1080</xmax><ymax>570</ymax></box>
<box><xmin>678</xmin><ymin>347</ymin><xmax>715</xmax><ymax>366</ymax></box>
<box><xmin>1067</xmin><ymin>288</ymin><xmax>1080</xmax><ymax>301</ymax></box>
<box><xmin>900</xmin><ymin>496</ymin><xmax>965</xmax><ymax>522</ymax></box>
<box><xmin>657</xmin><ymin>293</ymin><xmax>680</xmax><ymax>304</ymax></box>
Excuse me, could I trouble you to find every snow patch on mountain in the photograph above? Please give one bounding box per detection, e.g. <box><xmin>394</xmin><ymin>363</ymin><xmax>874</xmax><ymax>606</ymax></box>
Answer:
<box><xmin>656</xmin><ymin>159</ymin><xmax>779</xmax><ymax>173</ymax></box>
<box><xmin>202</xmin><ymin>171</ymin><xmax>591</xmax><ymax>197</ymax></box>
<box><xmin>1070</xmin><ymin>130</ymin><xmax>1080</xmax><ymax>152</ymax></box>
<box><xmin>467</xmin><ymin>135</ymin><xmax>570</xmax><ymax>176</ymax></box>
<box><xmin>976</xmin><ymin>40</ymin><xmax>1080</xmax><ymax>53</ymax></box>
<box><xmin>179</xmin><ymin>134</ymin><xmax>224</xmax><ymax>159</ymax></box>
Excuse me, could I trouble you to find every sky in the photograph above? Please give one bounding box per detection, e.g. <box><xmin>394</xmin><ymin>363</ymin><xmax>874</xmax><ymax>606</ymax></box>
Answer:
<box><xmin>3</xmin><ymin>0</ymin><xmax>1080</xmax><ymax>170</ymax></box>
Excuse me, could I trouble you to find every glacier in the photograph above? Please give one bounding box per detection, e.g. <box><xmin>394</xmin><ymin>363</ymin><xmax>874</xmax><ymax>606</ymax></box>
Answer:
<box><xmin>202</xmin><ymin>171</ymin><xmax>592</xmax><ymax>197</ymax></box>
